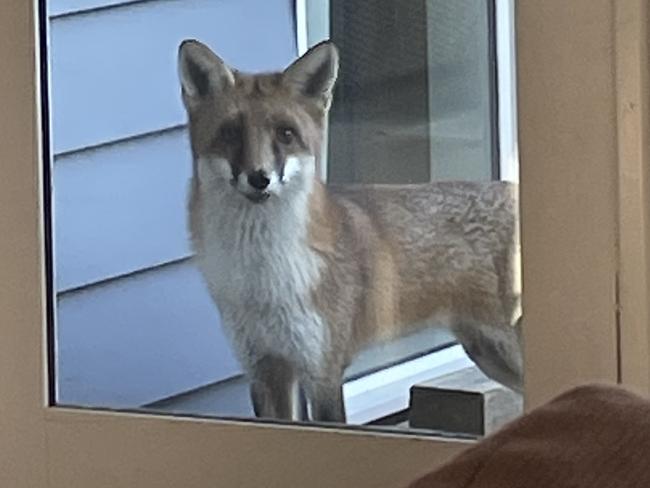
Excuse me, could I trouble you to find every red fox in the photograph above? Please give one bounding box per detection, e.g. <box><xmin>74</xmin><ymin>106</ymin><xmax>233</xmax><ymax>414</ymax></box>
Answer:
<box><xmin>178</xmin><ymin>39</ymin><xmax>523</xmax><ymax>423</ymax></box>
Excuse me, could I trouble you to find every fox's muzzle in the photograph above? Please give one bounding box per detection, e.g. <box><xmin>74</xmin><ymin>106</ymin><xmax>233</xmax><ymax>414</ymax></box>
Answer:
<box><xmin>230</xmin><ymin>169</ymin><xmax>274</xmax><ymax>203</ymax></box>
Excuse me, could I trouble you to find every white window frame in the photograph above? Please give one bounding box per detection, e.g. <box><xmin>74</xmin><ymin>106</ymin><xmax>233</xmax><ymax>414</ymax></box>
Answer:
<box><xmin>296</xmin><ymin>0</ymin><xmax>330</xmax><ymax>181</ymax></box>
<box><xmin>496</xmin><ymin>0</ymin><xmax>519</xmax><ymax>182</ymax></box>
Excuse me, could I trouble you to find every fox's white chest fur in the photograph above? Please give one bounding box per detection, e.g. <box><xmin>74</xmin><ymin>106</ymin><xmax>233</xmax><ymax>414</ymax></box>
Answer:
<box><xmin>193</xmin><ymin>183</ymin><xmax>328</xmax><ymax>374</ymax></box>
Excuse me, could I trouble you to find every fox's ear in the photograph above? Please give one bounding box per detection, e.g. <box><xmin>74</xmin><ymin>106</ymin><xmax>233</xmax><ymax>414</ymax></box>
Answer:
<box><xmin>178</xmin><ymin>40</ymin><xmax>234</xmax><ymax>108</ymax></box>
<box><xmin>283</xmin><ymin>41</ymin><xmax>339</xmax><ymax>109</ymax></box>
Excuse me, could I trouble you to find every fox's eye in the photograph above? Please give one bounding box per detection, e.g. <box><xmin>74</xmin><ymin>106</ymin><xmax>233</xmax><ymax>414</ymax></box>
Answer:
<box><xmin>276</xmin><ymin>126</ymin><xmax>296</xmax><ymax>145</ymax></box>
<box><xmin>219</xmin><ymin>124</ymin><xmax>241</xmax><ymax>143</ymax></box>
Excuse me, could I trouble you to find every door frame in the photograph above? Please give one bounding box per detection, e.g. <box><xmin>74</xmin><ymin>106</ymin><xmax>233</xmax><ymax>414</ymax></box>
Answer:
<box><xmin>1</xmin><ymin>1</ymin><xmax>648</xmax><ymax>487</ymax></box>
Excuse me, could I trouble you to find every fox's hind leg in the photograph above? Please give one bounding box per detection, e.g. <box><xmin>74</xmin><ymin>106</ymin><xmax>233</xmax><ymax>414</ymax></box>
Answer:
<box><xmin>249</xmin><ymin>355</ymin><xmax>308</xmax><ymax>421</ymax></box>
<box><xmin>453</xmin><ymin>316</ymin><xmax>524</xmax><ymax>393</ymax></box>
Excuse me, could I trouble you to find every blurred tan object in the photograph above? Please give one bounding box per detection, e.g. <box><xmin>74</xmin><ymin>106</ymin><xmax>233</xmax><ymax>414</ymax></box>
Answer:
<box><xmin>407</xmin><ymin>384</ymin><xmax>650</xmax><ymax>488</ymax></box>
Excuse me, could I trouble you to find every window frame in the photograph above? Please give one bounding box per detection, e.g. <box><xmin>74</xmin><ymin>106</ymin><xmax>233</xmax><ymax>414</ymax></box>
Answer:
<box><xmin>615</xmin><ymin>0</ymin><xmax>650</xmax><ymax>394</ymax></box>
<box><xmin>1</xmin><ymin>1</ymin><xmax>648</xmax><ymax>486</ymax></box>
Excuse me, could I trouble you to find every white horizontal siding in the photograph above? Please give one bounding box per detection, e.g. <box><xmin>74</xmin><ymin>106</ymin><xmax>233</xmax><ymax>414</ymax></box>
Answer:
<box><xmin>52</xmin><ymin>0</ymin><xmax>299</xmax><ymax>411</ymax></box>
<box><xmin>54</xmin><ymin>128</ymin><xmax>192</xmax><ymax>292</ymax></box>
<box><xmin>49</xmin><ymin>0</ymin><xmax>137</xmax><ymax>17</ymax></box>
<box><xmin>49</xmin><ymin>0</ymin><xmax>296</xmax><ymax>154</ymax></box>
<box><xmin>56</xmin><ymin>259</ymin><xmax>243</xmax><ymax>408</ymax></box>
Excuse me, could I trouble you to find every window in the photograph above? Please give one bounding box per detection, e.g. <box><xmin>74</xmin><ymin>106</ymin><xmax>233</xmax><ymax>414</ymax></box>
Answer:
<box><xmin>50</xmin><ymin>0</ymin><xmax>522</xmax><ymax>434</ymax></box>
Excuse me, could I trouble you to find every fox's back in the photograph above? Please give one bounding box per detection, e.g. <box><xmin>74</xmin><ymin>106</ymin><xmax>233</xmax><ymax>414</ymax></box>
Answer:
<box><xmin>329</xmin><ymin>180</ymin><xmax>517</xmax><ymax>249</ymax></box>
<box><xmin>326</xmin><ymin>180</ymin><xmax>520</xmax><ymax>337</ymax></box>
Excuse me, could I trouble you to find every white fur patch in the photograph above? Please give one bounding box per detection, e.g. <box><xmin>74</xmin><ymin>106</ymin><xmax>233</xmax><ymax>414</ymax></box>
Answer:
<box><xmin>282</xmin><ymin>156</ymin><xmax>303</xmax><ymax>183</ymax></box>
<box><xmin>192</xmin><ymin>157</ymin><xmax>326</xmax><ymax>375</ymax></box>
<box><xmin>214</xmin><ymin>158</ymin><xmax>233</xmax><ymax>180</ymax></box>
<box><xmin>266</xmin><ymin>170</ymin><xmax>281</xmax><ymax>193</ymax></box>
<box><xmin>236</xmin><ymin>171</ymin><xmax>248</xmax><ymax>191</ymax></box>
<box><xmin>197</xmin><ymin>156</ymin><xmax>233</xmax><ymax>183</ymax></box>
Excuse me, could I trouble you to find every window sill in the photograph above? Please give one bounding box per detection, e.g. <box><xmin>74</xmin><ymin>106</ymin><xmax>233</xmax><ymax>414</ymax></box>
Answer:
<box><xmin>146</xmin><ymin>344</ymin><xmax>475</xmax><ymax>427</ymax></box>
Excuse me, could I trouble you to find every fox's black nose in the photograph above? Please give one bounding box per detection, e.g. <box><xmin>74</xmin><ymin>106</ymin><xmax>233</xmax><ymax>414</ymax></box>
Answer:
<box><xmin>247</xmin><ymin>171</ymin><xmax>270</xmax><ymax>190</ymax></box>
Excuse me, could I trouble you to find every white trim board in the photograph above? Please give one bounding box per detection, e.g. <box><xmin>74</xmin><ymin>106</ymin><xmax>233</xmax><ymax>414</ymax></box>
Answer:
<box><xmin>496</xmin><ymin>0</ymin><xmax>519</xmax><ymax>182</ymax></box>
<box><xmin>344</xmin><ymin>345</ymin><xmax>473</xmax><ymax>425</ymax></box>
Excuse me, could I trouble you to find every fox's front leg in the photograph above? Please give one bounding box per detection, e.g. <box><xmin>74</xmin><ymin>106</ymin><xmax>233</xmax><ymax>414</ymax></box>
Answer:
<box><xmin>305</xmin><ymin>375</ymin><xmax>346</xmax><ymax>423</ymax></box>
<box><xmin>249</xmin><ymin>355</ymin><xmax>307</xmax><ymax>421</ymax></box>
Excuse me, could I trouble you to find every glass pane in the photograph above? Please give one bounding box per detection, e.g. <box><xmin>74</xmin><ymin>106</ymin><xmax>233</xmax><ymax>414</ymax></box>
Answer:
<box><xmin>47</xmin><ymin>0</ymin><xmax>522</xmax><ymax>438</ymax></box>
